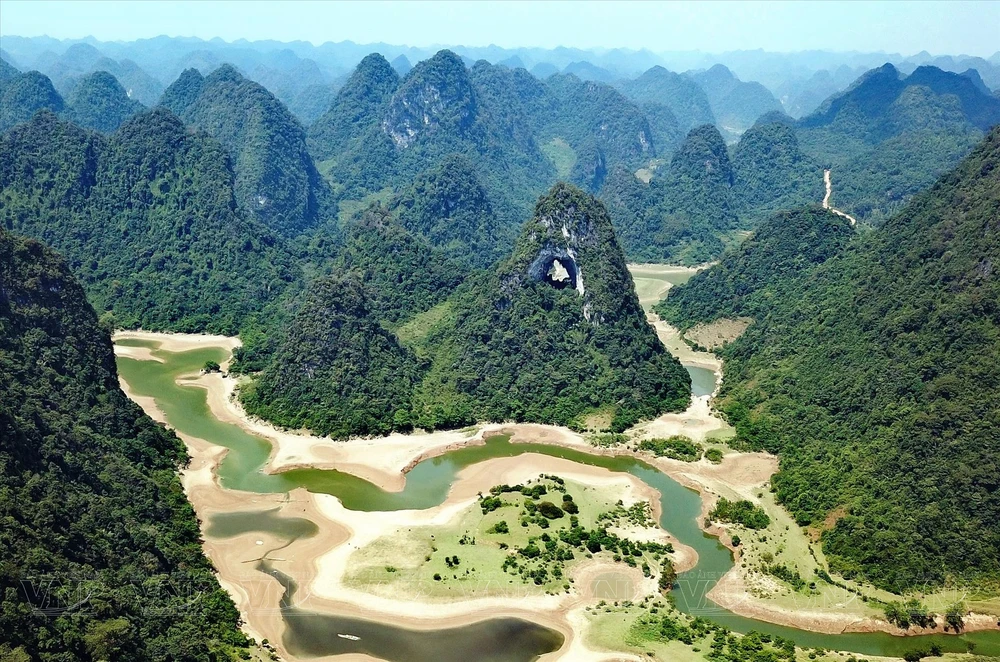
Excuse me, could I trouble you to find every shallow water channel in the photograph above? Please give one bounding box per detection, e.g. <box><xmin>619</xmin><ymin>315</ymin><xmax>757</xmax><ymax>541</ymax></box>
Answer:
<box><xmin>116</xmin><ymin>338</ymin><xmax>1000</xmax><ymax>659</ymax></box>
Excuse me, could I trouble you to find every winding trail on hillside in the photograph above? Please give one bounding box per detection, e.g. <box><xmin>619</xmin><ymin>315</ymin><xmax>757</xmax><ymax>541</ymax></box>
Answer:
<box><xmin>823</xmin><ymin>169</ymin><xmax>858</xmax><ymax>226</ymax></box>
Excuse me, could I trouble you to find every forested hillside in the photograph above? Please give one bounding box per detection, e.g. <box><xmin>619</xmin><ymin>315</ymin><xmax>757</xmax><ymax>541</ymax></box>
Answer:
<box><xmin>0</xmin><ymin>228</ymin><xmax>252</xmax><ymax>661</ymax></box>
<box><xmin>240</xmin><ymin>275</ymin><xmax>424</xmax><ymax>439</ymax></box>
<box><xmin>798</xmin><ymin>64</ymin><xmax>1000</xmax><ymax>222</ymax></box>
<box><xmin>307</xmin><ymin>52</ymin><xmax>400</xmax><ymax>167</ymax></box>
<box><xmin>310</xmin><ymin>50</ymin><xmax>679</xmax><ymax>238</ymax></box>
<box><xmin>656</xmin><ymin>207</ymin><xmax>854</xmax><ymax>326</ymax></box>
<box><xmin>311</xmin><ymin>50</ymin><xmax>552</xmax><ymax>228</ymax></box>
<box><xmin>661</xmin><ymin>128</ymin><xmax>1000</xmax><ymax>591</ymax></box>
<box><xmin>0</xmin><ymin>109</ymin><xmax>303</xmax><ymax>334</ymax></box>
<box><xmin>330</xmin><ymin>206</ymin><xmax>466</xmax><ymax>324</ymax></box>
<box><xmin>0</xmin><ymin>56</ymin><xmax>21</xmax><ymax>82</ymax></box>
<box><xmin>65</xmin><ymin>70</ymin><xmax>144</xmax><ymax>132</ymax></box>
<box><xmin>160</xmin><ymin>64</ymin><xmax>335</xmax><ymax>235</ymax></box>
<box><xmin>389</xmin><ymin>154</ymin><xmax>507</xmax><ymax>266</ymax></box>
<box><xmin>409</xmin><ymin>183</ymin><xmax>691</xmax><ymax>431</ymax></box>
<box><xmin>732</xmin><ymin>116</ymin><xmax>826</xmax><ymax>224</ymax></box>
<box><xmin>603</xmin><ymin>125</ymin><xmax>738</xmax><ymax>264</ymax></box>
<box><xmin>532</xmin><ymin>73</ymin><xmax>659</xmax><ymax>190</ymax></box>
<box><xmin>0</xmin><ymin>70</ymin><xmax>65</xmax><ymax>131</ymax></box>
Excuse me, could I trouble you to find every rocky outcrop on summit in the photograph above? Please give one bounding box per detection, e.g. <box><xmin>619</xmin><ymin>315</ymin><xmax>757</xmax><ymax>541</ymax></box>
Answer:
<box><xmin>497</xmin><ymin>183</ymin><xmax>629</xmax><ymax>323</ymax></box>
<box><xmin>382</xmin><ymin>50</ymin><xmax>477</xmax><ymax>147</ymax></box>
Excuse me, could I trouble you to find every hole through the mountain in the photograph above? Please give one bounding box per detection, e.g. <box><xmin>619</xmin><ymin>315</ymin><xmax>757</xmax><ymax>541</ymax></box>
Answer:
<box><xmin>545</xmin><ymin>260</ymin><xmax>573</xmax><ymax>289</ymax></box>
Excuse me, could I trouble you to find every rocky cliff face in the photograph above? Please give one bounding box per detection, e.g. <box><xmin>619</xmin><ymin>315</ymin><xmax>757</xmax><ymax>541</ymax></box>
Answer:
<box><xmin>382</xmin><ymin>49</ymin><xmax>476</xmax><ymax>148</ymax></box>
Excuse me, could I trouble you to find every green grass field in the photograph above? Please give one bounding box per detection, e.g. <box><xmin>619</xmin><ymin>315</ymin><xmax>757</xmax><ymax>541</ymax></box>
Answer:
<box><xmin>541</xmin><ymin>137</ymin><xmax>577</xmax><ymax>181</ymax></box>
<box><xmin>343</xmin><ymin>475</ymin><xmax>671</xmax><ymax>600</ymax></box>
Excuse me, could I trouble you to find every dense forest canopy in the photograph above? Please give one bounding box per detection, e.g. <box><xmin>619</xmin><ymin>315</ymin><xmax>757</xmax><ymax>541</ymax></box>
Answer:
<box><xmin>240</xmin><ymin>274</ymin><xmax>424</xmax><ymax>439</ymax></box>
<box><xmin>242</xmin><ymin>184</ymin><xmax>691</xmax><ymax>438</ymax></box>
<box><xmin>160</xmin><ymin>64</ymin><xmax>336</xmax><ymax>235</ymax></box>
<box><xmin>65</xmin><ymin>70</ymin><xmax>144</xmax><ymax>132</ymax></box>
<box><xmin>389</xmin><ymin>153</ymin><xmax>508</xmax><ymax>266</ymax></box>
<box><xmin>731</xmin><ymin>118</ymin><xmax>826</xmax><ymax>224</ymax></box>
<box><xmin>0</xmin><ymin>70</ymin><xmax>65</xmax><ymax>131</ymax></box>
<box><xmin>660</xmin><ymin>128</ymin><xmax>1000</xmax><ymax>591</ymax></box>
<box><xmin>0</xmin><ymin>109</ymin><xmax>304</xmax><ymax>335</ymax></box>
<box><xmin>603</xmin><ymin>124</ymin><xmax>738</xmax><ymax>265</ymax></box>
<box><xmin>656</xmin><ymin>207</ymin><xmax>855</xmax><ymax>326</ymax></box>
<box><xmin>0</xmin><ymin>228</ymin><xmax>251</xmax><ymax>661</ymax></box>
<box><xmin>329</xmin><ymin>206</ymin><xmax>466</xmax><ymax>325</ymax></box>
<box><xmin>408</xmin><ymin>183</ymin><xmax>691</xmax><ymax>432</ymax></box>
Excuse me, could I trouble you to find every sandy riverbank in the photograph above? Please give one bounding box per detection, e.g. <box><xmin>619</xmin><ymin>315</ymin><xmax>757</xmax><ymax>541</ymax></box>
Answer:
<box><xmin>115</xmin><ymin>330</ymin><xmax>997</xmax><ymax>654</ymax></box>
<box><xmin>112</xmin><ymin>332</ymin><xmax>706</xmax><ymax>661</ymax></box>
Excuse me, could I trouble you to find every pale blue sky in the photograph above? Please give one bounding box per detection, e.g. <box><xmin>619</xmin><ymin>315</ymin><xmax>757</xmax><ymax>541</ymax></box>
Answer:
<box><xmin>1</xmin><ymin>0</ymin><xmax>997</xmax><ymax>57</ymax></box>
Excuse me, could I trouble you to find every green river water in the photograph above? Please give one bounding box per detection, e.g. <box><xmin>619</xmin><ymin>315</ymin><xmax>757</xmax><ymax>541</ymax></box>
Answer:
<box><xmin>115</xmin><ymin>339</ymin><xmax>999</xmax><ymax>659</ymax></box>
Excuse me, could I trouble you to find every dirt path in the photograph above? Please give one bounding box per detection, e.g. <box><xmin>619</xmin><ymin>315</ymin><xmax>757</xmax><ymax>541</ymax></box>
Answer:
<box><xmin>823</xmin><ymin>169</ymin><xmax>858</xmax><ymax>226</ymax></box>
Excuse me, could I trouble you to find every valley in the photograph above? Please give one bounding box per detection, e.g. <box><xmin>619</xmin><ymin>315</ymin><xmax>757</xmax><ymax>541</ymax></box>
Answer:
<box><xmin>111</xmin><ymin>260</ymin><xmax>1000</xmax><ymax>661</ymax></box>
<box><xmin>3</xmin><ymin>13</ymin><xmax>999</xmax><ymax>662</ymax></box>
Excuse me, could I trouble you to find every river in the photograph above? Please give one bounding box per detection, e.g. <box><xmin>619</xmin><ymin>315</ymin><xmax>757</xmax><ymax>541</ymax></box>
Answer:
<box><xmin>115</xmin><ymin>339</ymin><xmax>1000</xmax><ymax>659</ymax></box>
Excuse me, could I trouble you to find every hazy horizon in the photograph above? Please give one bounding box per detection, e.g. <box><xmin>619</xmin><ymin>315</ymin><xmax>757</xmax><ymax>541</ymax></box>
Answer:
<box><xmin>2</xmin><ymin>0</ymin><xmax>998</xmax><ymax>58</ymax></box>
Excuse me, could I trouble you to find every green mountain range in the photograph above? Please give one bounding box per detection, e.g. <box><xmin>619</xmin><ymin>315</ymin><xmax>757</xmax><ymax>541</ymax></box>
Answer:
<box><xmin>65</xmin><ymin>70</ymin><xmax>145</xmax><ymax>132</ymax></box>
<box><xmin>240</xmin><ymin>274</ymin><xmax>424</xmax><ymax>439</ymax></box>
<box><xmin>603</xmin><ymin>124</ymin><xmax>738</xmax><ymax>265</ymax></box>
<box><xmin>160</xmin><ymin>64</ymin><xmax>335</xmax><ymax>235</ymax></box>
<box><xmin>309</xmin><ymin>50</ymin><xmax>676</xmax><ymax>245</ymax></box>
<box><xmin>0</xmin><ymin>70</ymin><xmax>65</xmax><ymax>131</ymax></box>
<box><xmin>619</xmin><ymin>66</ymin><xmax>716</xmax><ymax>131</ymax></box>
<box><xmin>1</xmin><ymin>109</ymin><xmax>302</xmax><ymax>334</ymax></box>
<box><xmin>241</xmin><ymin>184</ymin><xmax>691</xmax><ymax>438</ymax></box>
<box><xmin>731</xmin><ymin>115</ymin><xmax>825</xmax><ymax>224</ymax></box>
<box><xmin>689</xmin><ymin>64</ymin><xmax>783</xmax><ymax>137</ymax></box>
<box><xmin>0</xmin><ymin>227</ymin><xmax>252</xmax><ymax>661</ymax></box>
<box><xmin>798</xmin><ymin>63</ymin><xmax>1000</xmax><ymax>222</ymax></box>
<box><xmin>659</xmin><ymin>127</ymin><xmax>1000</xmax><ymax>591</ymax></box>
<box><xmin>311</xmin><ymin>50</ymin><xmax>552</xmax><ymax>228</ymax></box>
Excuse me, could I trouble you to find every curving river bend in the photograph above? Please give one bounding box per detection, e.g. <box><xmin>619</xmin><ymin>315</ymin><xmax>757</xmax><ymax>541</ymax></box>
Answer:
<box><xmin>115</xmin><ymin>339</ymin><xmax>1000</xmax><ymax>660</ymax></box>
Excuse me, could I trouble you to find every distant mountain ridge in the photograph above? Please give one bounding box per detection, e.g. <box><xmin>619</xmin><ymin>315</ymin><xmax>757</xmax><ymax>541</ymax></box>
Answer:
<box><xmin>801</xmin><ymin>63</ymin><xmax>1000</xmax><ymax>137</ymax></box>
<box><xmin>688</xmin><ymin>63</ymin><xmax>783</xmax><ymax>136</ymax></box>
<box><xmin>796</xmin><ymin>62</ymin><xmax>1000</xmax><ymax>222</ymax></box>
